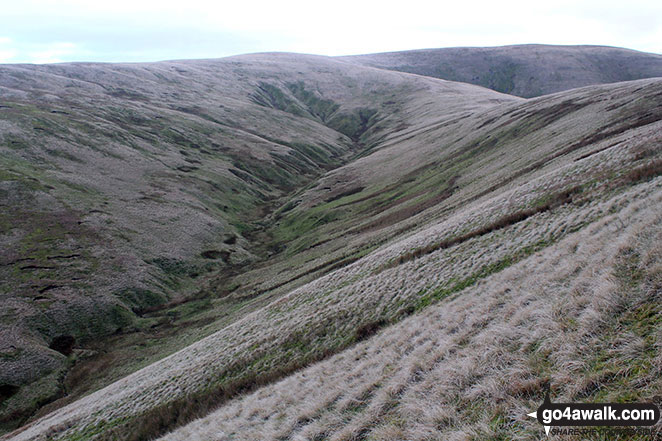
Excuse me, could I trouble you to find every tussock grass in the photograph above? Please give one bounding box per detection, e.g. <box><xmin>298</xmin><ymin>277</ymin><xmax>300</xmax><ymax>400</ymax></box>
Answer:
<box><xmin>9</xmin><ymin>169</ymin><xmax>661</xmax><ymax>440</ymax></box>
<box><xmin>622</xmin><ymin>159</ymin><xmax>662</xmax><ymax>185</ymax></box>
<box><xmin>386</xmin><ymin>185</ymin><xmax>583</xmax><ymax>269</ymax></box>
<box><xmin>160</xmin><ymin>187</ymin><xmax>662</xmax><ymax>441</ymax></box>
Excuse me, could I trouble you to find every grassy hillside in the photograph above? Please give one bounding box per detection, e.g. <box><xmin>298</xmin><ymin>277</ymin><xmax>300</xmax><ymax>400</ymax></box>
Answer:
<box><xmin>340</xmin><ymin>44</ymin><xmax>662</xmax><ymax>97</ymax></box>
<box><xmin>3</xmin><ymin>65</ymin><xmax>661</xmax><ymax>440</ymax></box>
<box><xmin>163</xmin><ymin>185</ymin><xmax>662</xmax><ymax>441</ymax></box>
<box><xmin>0</xmin><ymin>54</ymin><xmax>515</xmax><ymax>431</ymax></box>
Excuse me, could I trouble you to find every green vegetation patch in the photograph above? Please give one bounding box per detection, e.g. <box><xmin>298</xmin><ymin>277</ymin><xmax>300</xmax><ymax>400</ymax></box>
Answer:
<box><xmin>286</xmin><ymin>81</ymin><xmax>340</xmax><ymax>122</ymax></box>
<box><xmin>250</xmin><ymin>82</ymin><xmax>307</xmax><ymax>117</ymax></box>
<box><xmin>114</xmin><ymin>287</ymin><xmax>166</xmax><ymax>315</ymax></box>
<box><xmin>327</xmin><ymin>108</ymin><xmax>378</xmax><ymax>142</ymax></box>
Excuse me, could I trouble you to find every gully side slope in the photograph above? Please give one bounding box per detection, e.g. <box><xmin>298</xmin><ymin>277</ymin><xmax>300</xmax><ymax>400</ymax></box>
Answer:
<box><xmin>340</xmin><ymin>44</ymin><xmax>662</xmax><ymax>97</ymax></box>
<box><xmin>232</xmin><ymin>78</ymin><xmax>661</xmax><ymax>315</ymax></box>
<box><xmin>0</xmin><ymin>54</ymin><xmax>514</xmax><ymax>430</ymax></box>
<box><xmin>162</xmin><ymin>173</ymin><xmax>662</xmax><ymax>441</ymax></box>
<box><xmin>6</xmin><ymin>78</ymin><xmax>662</xmax><ymax>440</ymax></box>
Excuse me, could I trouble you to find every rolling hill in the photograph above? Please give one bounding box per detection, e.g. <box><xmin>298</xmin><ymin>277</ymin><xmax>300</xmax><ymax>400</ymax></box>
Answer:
<box><xmin>1</xmin><ymin>46</ymin><xmax>661</xmax><ymax>440</ymax></box>
<box><xmin>341</xmin><ymin>44</ymin><xmax>662</xmax><ymax>97</ymax></box>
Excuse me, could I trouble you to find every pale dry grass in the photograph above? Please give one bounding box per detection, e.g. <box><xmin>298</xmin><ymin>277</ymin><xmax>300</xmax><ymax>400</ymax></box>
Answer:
<box><xmin>161</xmin><ymin>184</ymin><xmax>662</xmax><ymax>441</ymax></box>
<box><xmin>8</xmin><ymin>165</ymin><xmax>660</xmax><ymax>441</ymax></box>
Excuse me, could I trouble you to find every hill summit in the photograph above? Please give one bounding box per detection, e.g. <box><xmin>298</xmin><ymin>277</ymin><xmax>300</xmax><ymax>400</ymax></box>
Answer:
<box><xmin>341</xmin><ymin>44</ymin><xmax>662</xmax><ymax>97</ymax></box>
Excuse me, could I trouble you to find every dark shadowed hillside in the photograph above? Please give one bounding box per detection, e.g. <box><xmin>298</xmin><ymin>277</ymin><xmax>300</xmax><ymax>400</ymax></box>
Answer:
<box><xmin>340</xmin><ymin>44</ymin><xmax>662</xmax><ymax>97</ymax></box>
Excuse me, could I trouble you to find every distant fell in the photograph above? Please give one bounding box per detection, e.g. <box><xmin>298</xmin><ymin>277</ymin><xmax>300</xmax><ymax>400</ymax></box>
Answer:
<box><xmin>340</xmin><ymin>44</ymin><xmax>662</xmax><ymax>97</ymax></box>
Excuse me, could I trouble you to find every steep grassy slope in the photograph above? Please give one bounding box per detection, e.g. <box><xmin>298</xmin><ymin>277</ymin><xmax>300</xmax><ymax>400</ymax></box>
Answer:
<box><xmin>162</xmin><ymin>183</ymin><xmax>662</xmax><ymax>441</ymax></box>
<box><xmin>0</xmin><ymin>54</ymin><xmax>515</xmax><ymax>430</ymax></box>
<box><xmin>340</xmin><ymin>44</ymin><xmax>662</xmax><ymax>97</ymax></box>
<box><xmin>5</xmin><ymin>75</ymin><xmax>661</xmax><ymax>440</ymax></box>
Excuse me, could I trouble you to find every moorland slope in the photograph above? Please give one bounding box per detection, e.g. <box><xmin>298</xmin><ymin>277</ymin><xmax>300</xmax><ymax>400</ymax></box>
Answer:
<box><xmin>1</xmin><ymin>47</ymin><xmax>661</xmax><ymax>440</ymax></box>
<box><xmin>0</xmin><ymin>53</ymin><xmax>514</xmax><ymax>431</ymax></box>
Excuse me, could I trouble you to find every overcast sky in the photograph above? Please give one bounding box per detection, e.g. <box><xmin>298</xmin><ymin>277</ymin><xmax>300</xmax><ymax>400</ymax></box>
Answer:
<box><xmin>1</xmin><ymin>0</ymin><xmax>660</xmax><ymax>64</ymax></box>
